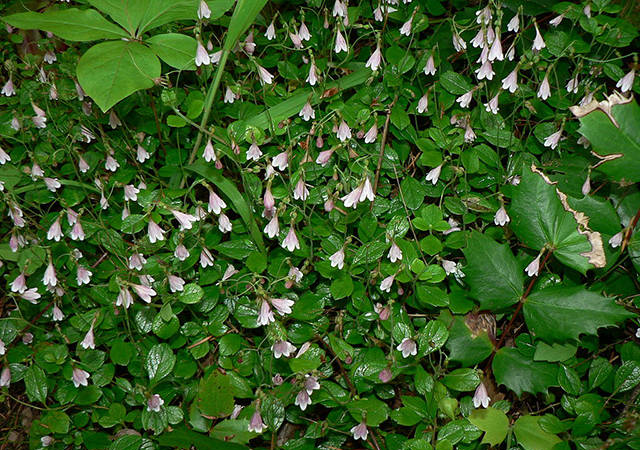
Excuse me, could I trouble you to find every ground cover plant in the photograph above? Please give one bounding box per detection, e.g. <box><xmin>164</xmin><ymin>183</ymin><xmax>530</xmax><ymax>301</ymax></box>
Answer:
<box><xmin>1</xmin><ymin>0</ymin><xmax>640</xmax><ymax>449</ymax></box>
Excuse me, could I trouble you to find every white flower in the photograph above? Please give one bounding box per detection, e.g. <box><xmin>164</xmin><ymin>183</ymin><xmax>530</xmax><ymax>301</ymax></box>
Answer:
<box><xmin>76</xmin><ymin>266</ymin><xmax>92</xmax><ymax>286</ymax></box>
<box><xmin>299</xmin><ymin>101</ymin><xmax>315</xmax><ymax>121</ymax></box>
<box><xmin>264</xmin><ymin>215</ymin><xmax>280</xmax><ymax>238</ymax></box>
<box><xmin>272</xmin><ymin>340</ymin><xmax>296</xmax><ymax>358</ymax></box>
<box><xmin>265</xmin><ymin>21</ymin><xmax>276</xmax><ymax>40</ymax></box>
<box><xmin>364</xmin><ymin>123</ymin><xmax>378</xmax><ymax>143</ymax></box>
<box><xmin>221</xmin><ymin>264</ymin><xmax>238</xmax><ymax>281</ymax></box>
<box><xmin>218</xmin><ymin>213</ymin><xmax>232</xmax><ymax>233</ymax></box>
<box><xmin>423</xmin><ymin>55</ymin><xmax>436</xmax><ymax>75</ymax></box>
<box><xmin>171</xmin><ymin>209</ymin><xmax>197</xmax><ymax>230</ymax></box>
<box><xmin>299</xmin><ymin>21</ymin><xmax>311</xmax><ymax>41</ymax></box>
<box><xmin>147</xmin><ymin>220</ymin><xmax>165</xmax><ymax>243</ymax></box>
<box><xmin>43</xmin><ymin>262</ymin><xmax>57</xmax><ymax>287</ymax></box>
<box><xmin>295</xmin><ymin>389</ymin><xmax>312</xmax><ymax>411</ymax></box>
<box><xmin>549</xmin><ymin>14</ymin><xmax>564</xmax><ymax>27</ymax></box>
<box><xmin>388</xmin><ymin>242</ymin><xmax>403</xmax><ymax>263</ymax></box>
<box><xmin>105</xmin><ymin>155</ymin><xmax>119</xmax><ymax>172</ymax></box>
<box><xmin>537</xmin><ymin>74</ymin><xmax>551</xmax><ymax>100</ymax></box>
<box><xmin>195</xmin><ymin>41</ymin><xmax>210</xmax><ymax>66</ymax></box>
<box><xmin>2</xmin><ymin>79</ymin><xmax>15</xmax><ymax>96</ymax></box>
<box><xmin>581</xmin><ymin>176</ymin><xmax>591</xmax><ymax>196</ymax></box>
<box><xmin>22</xmin><ymin>288</ymin><xmax>41</xmax><ymax>303</ymax></box>
<box><xmin>0</xmin><ymin>147</ymin><xmax>10</xmax><ymax>164</ymax></box>
<box><xmin>609</xmin><ymin>231</ymin><xmax>624</xmax><ymax>248</ymax></box>
<box><xmin>200</xmin><ymin>247</ymin><xmax>214</xmax><ymax>268</ymax></box>
<box><xmin>306</xmin><ymin>62</ymin><xmax>318</xmax><ymax>86</ymax></box>
<box><xmin>484</xmin><ymin>94</ymin><xmax>499</xmax><ymax>114</ymax></box>
<box><xmin>501</xmin><ymin>69</ymin><xmax>518</xmax><ymax>93</ymax></box>
<box><xmin>366</xmin><ymin>46</ymin><xmax>383</xmax><ymax>71</ymax></box>
<box><xmin>248</xmin><ymin>410</ymin><xmax>267</xmax><ymax>433</ymax></box>
<box><xmin>197</xmin><ymin>0</ymin><xmax>211</xmax><ymax>19</ymax></box>
<box><xmin>334</xmin><ymin>30</ymin><xmax>348</xmax><ymax>53</ymax></box>
<box><xmin>494</xmin><ymin>206</ymin><xmax>510</xmax><ymax>226</ymax></box>
<box><xmin>203</xmin><ymin>139</ymin><xmax>216</xmax><ymax>162</ymax></box>
<box><xmin>246</xmin><ymin>142</ymin><xmax>262</xmax><ymax>161</ymax></box>
<box><xmin>471</xmin><ymin>29</ymin><xmax>485</xmax><ymax>49</ymax></box>
<box><xmin>525</xmin><ymin>253</ymin><xmax>542</xmax><ymax>277</ymax></box>
<box><xmin>417</xmin><ymin>93</ymin><xmax>428</xmax><ymax>113</ymax></box>
<box><xmin>52</xmin><ymin>304</ymin><xmax>64</xmax><ymax>321</ymax></box>
<box><xmin>336</xmin><ymin>120</ymin><xmax>352</xmax><ymax>141</ymax></box>
<box><xmin>174</xmin><ymin>244</ymin><xmax>190</xmax><ymax>261</ymax></box>
<box><xmin>137</xmin><ymin>144</ymin><xmax>150</xmax><ymax>163</ymax></box>
<box><xmin>566</xmin><ymin>76</ymin><xmax>579</xmax><ymax>94</ymax></box>
<box><xmin>475</xmin><ymin>6</ymin><xmax>492</xmax><ymax>25</ymax></box>
<box><xmin>374</xmin><ymin>5</ymin><xmax>397</xmax><ymax>21</ymax></box>
<box><xmin>442</xmin><ymin>259</ymin><xmax>457</xmax><ymax>275</ymax></box>
<box><xmin>396</xmin><ymin>338</ymin><xmax>417</xmax><ymax>358</ymax></box>
<box><xmin>11</xmin><ymin>272</ymin><xmax>27</xmax><ymax>293</ymax></box>
<box><xmin>123</xmin><ymin>184</ymin><xmax>139</xmax><ymax>202</ymax></box>
<box><xmin>316</xmin><ymin>149</ymin><xmax>334</xmax><ymax>166</ymax></box>
<box><xmin>72</xmin><ymin>368</ymin><xmax>90</xmax><ymax>388</ymax></box>
<box><xmin>488</xmin><ymin>31</ymin><xmax>503</xmax><ymax>61</ymax></box>
<box><xmin>426</xmin><ymin>164</ymin><xmax>442</xmax><ymax>185</ymax></box>
<box><xmin>304</xmin><ymin>375</ymin><xmax>320</xmax><ymax>394</ymax></box>
<box><xmin>400</xmin><ymin>16</ymin><xmax>413</xmax><ymax>36</ymax></box>
<box><xmin>293</xmin><ymin>179</ymin><xmax>309</xmax><ymax>201</ymax></box>
<box><xmin>360</xmin><ymin>177</ymin><xmax>375</xmax><ymax>203</ymax></box>
<box><xmin>475</xmin><ymin>60</ymin><xmax>494</xmax><ymax>80</ymax></box>
<box><xmin>208</xmin><ymin>189</ymin><xmax>227</xmax><ymax>214</ymax></box>
<box><xmin>332</xmin><ymin>0</ymin><xmax>347</xmax><ymax>17</ymax></box>
<box><xmin>532</xmin><ymin>23</ymin><xmax>546</xmax><ymax>51</ymax></box>
<box><xmin>168</xmin><ymin>274</ymin><xmax>185</xmax><ymax>293</ymax></box>
<box><xmin>616</xmin><ymin>70</ymin><xmax>635</xmax><ymax>93</ymax></box>
<box><xmin>271</xmin><ymin>297</ymin><xmax>294</xmax><ymax>315</ymax></box>
<box><xmin>257</xmin><ymin>300</ymin><xmax>275</xmax><ymax>326</ymax></box>
<box><xmin>506</xmin><ymin>45</ymin><xmax>516</xmax><ymax>61</ymax></box>
<box><xmin>256</xmin><ymin>64</ymin><xmax>274</xmax><ymax>85</ymax></box>
<box><xmin>132</xmin><ymin>283</ymin><xmax>156</xmax><ymax>303</ymax></box>
<box><xmin>0</xmin><ymin>367</ymin><xmax>10</xmax><ymax>387</ymax></box>
<box><xmin>380</xmin><ymin>274</ymin><xmax>395</xmax><ymax>292</ymax></box>
<box><xmin>224</xmin><ymin>86</ymin><xmax>236</xmax><ymax>103</ymax></box>
<box><xmin>282</xmin><ymin>226</ymin><xmax>300</xmax><ymax>252</ymax></box>
<box><xmin>473</xmin><ymin>382</ymin><xmax>490</xmax><ymax>408</ymax></box>
<box><xmin>507</xmin><ymin>14</ymin><xmax>519</xmax><ymax>32</ymax></box>
<box><xmin>147</xmin><ymin>394</ymin><xmax>164</xmax><ymax>412</ymax></box>
<box><xmin>543</xmin><ymin>130</ymin><xmax>562</xmax><ymax>149</ymax></box>
<box><xmin>452</xmin><ymin>33</ymin><xmax>467</xmax><ymax>52</ymax></box>
<box><xmin>341</xmin><ymin>184</ymin><xmax>363</xmax><ymax>209</ymax></box>
<box><xmin>47</xmin><ymin>217</ymin><xmax>63</xmax><ymax>241</ymax></box>
<box><xmin>457</xmin><ymin>90</ymin><xmax>473</xmax><ymax>108</ymax></box>
<box><xmin>272</xmin><ymin>152</ymin><xmax>288</xmax><ymax>171</ymax></box>
<box><xmin>351</xmin><ymin>422</ymin><xmax>369</xmax><ymax>440</ymax></box>
<box><xmin>330</xmin><ymin>248</ymin><xmax>345</xmax><ymax>269</ymax></box>
<box><xmin>80</xmin><ymin>325</ymin><xmax>95</xmax><ymax>349</ymax></box>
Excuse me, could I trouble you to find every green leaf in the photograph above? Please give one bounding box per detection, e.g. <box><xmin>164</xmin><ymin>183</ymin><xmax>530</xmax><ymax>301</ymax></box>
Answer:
<box><xmin>463</xmin><ymin>231</ymin><xmax>523</xmax><ymax>311</ymax></box>
<box><xmin>439</xmin><ymin>71</ymin><xmax>472</xmax><ymax>95</ymax></box>
<box><xmin>510</xmin><ymin>165</ymin><xmax>606</xmax><ymax>274</ymax></box>
<box><xmin>261</xmin><ymin>396</ymin><xmax>285</xmax><ymax>431</ymax></box>
<box><xmin>146</xmin><ymin>343</ymin><xmax>176</xmax><ymax>383</ymax></box>
<box><xmin>614</xmin><ymin>361</ymin><xmax>640</xmax><ymax>393</ymax></box>
<box><xmin>330</xmin><ymin>273</ymin><xmax>353</xmax><ymax>299</ymax></box>
<box><xmin>159</xmin><ymin>427</ymin><xmax>247</xmax><ymax>450</ymax></box>
<box><xmin>523</xmin><ymin>285</ymin><xmax>633</xmax><ymax>343</ymax></box>
<box><xmin>41</xmin><ymin>411</ymin><xmax>70</xmax><ymax>434</ymax></box>
<box><xmin>224</xmin><ymin>0</ymin><xmax>267</xmax><ymax>52</ymax></box>
<box><xmin>469</xmin><ymin>408</ymin><xmax>509</xmax><ymax>446</ymax></box>
<box><xmin>24</xmin><ymin>365</ymin><xmax>48</xmax><ymax>404</ymax></box>
<box><xmin>445</xmin><ymin>315</ymin><xmax>494</xmax><ymax>367</ymax></box>
<box><xmin>513</xmin><ymin>416</ymin><xmax>562</xmax><ymax>450</ymax></box>
<box><xmin>77</xmin><ymin>40</ymin><xmax>160</xmax><ymax>112</ymax></box>
<box><xmin>147</xmin><ymin>33</ymin><xmax>197</xmax><ymax>70</ymax></box>
<box><xmin>3</xmin><ymin>9</ymin><xmax>128</xmax><ymax>41</ymax></box>
<box><xmin>110</xmin><ymin>435</ymin><xmax>142</xmax><ymax>450</ymax></box>
<box><xmin>571</xmin><ymin>97</ymin><xmax>640</xmax><ymax>183</ymax></box>
<box><xmin>187</xmin><ymin>162</ymin><xmax>265</xmax><ymax>254</ymax></box>
<box><xmin>493</xmin><ymin>347</ymin><xmax>558</xmax><ymax>396</ymax></box>
<box><xmin>179</xmin><ymin>283</ymin><xmax>204</xmax><ymax>304</ymax></box>
<box><xmin>197</xmin><ymin>371</ymin><xmax>235</xmax><ymax>417</ymax></box>
<box><xmin>417</xmin><ymin>320</ymin><xmax>449</xmax><ymax>357</ymax></box>
<box><xmin>347</xmin><ymin>397</ymin><xmax>390</xmax><ymax>427</ymax></box>
<box><xmin>441</xmin><ymin>368</ymin><xmax>480</xmax><ymax>391</ymax></box>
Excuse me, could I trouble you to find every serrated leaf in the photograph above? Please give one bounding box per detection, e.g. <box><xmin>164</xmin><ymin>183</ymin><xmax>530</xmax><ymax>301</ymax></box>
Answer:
<box><xmin>493</xmin><ymin>347</ymin><xmax>558</xmax><ymax>396</ymax></box>
<box><xmin>523</xmin><ymin>285</ymin><xmax>633</xmax><ymax>343</ymax></box>
<box><xmin>146</xmin><ymin>343</ymin><xmax>175</xmax><ymax>383</ymax></box>
<box><xmin>463</xmin><ymin>231</ymin><xmax>523</xmax><ymax>311</ymax></box>
<box><xmin>24</xmin><ymin>365</ymin><xmax>48</xmax><ymax>404</ymax></box>
<box><xmin>510</xmin><ymin>165</ymin><xmax>605</xmax><ymax>274</ymax></box>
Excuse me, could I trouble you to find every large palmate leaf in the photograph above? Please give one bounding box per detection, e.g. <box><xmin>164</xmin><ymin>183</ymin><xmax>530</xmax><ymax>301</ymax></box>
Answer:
<box><xmin>463</xmin><ymin>231</ymin><xmax>523</xmax><ymax>311</ymax></box>
<box><xmin>509</xmin><ymin>165</ymin><xmax>605</xmax><ymax>274</ymax></box>
<box><xmin>3</xmin><ymin>8</ymin><xmax>128</xmax><ymax>41</ymax></box>
<box><xmin>571</xmin><ymin>95</ymin><xmax>640</xmax><ymax>183</ymax></box>
<box><xmin>523</xmin><ymin>285</ymin><xmax>633</xmax><ymax>343</ymax></box>
<box><xmin>147</xmin><ymin>33</ymin><xmax>197</xmax><ymax>70</ymax></box>
<box><xmin>493</xmin><ymin>347</ymin><xmax>558</xmax><ymax>396</ymax></box>
<box><xmin>77</xmin><ymin>40</ymin><xmax>160</xmax><ymax>112</ymax></box>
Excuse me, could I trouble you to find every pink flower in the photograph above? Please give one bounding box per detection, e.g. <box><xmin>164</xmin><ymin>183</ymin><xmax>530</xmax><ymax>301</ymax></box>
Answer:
<box><xmin>271</xmin><ymin>297</ymin><xmax>294</xmax><ymax>315</ymax></box>
<box><xmin>0</xmin><ymin>147</ymin><xmax>11</xmax><ymax>164</ymax></box>
<box><xmin>248</xmin><ymin>409</ymin><xmax>267</xmax><ymax>433</ymax></box>
<box><xmin>195</xmin><ymin>41</ymin><xmax>210</xmax><ymax>66</ymax></box>
<box><xmin>380</xmin><ymin>274</ymin><xmax>395</xmax><ymax>292</ymax></box>
<box><xmin>295</xmin><ymin>389</ymin><xmax>312</xmax><ymax>411</ymax></box>
<box><xmin>105</xmin><ymin>155</ymin><xmax>119</xmax><ymax>172</ymax></box>
<box><xmin>457</xmin><ymin>90</ymin><xmax>473</xmax><ymax>108</ymax></box>
<box><xmin>148</xmin><ymin>220</ymin><xmax>165</xmax><ymax>243</ymax></box>
<box><xmin>80</xmin><ymin>324</ymin><xmax>95</xmax><ymax>349</ymax></box>
<box><xmin>124</xmin><ymin>184</ymin><xmax>139</xmax><ymax>202</ymax></box>
<box><xmin>299</xmin><ymin>21</ymin><xmax>311</xmax><ymax>41</ymax></box>
<box><xmin>336</xmin><ymin>120</ymin><xmax>351</xmax><ymax>141</ymax></box>
<box><xmin>494</xmin><ymin>206</ymin><xmax>510</xmax><ymax>226</ymax></box>
<box><xmin>525</xmin><ymin>253</ymin><xmax>542</xmax><ymax>277</ymax></box>
<box><xmin>532</xmin><ymin>22</ymin><xmax>546</xmax><ymax>51</ymax></box>
<box><xmin>400</xmin><ymin>16</ymin><xmax>413</xmax><ymax>35</ymax></box>
<box><xmin>366</xmin><ymin>46</ymin><xmax>383</xmax><ymax>71</ymax></box>
<box><xmin>257</xmin><ymin>300</ymin><xmax>275</xmax><ymax>326</ymax></box>
<box><xmin>70</xmin><ymin>222</ymin><xmax>85</xmax><ymax>241</ymax></box>
<box><xmin>208</xmin><ymin>189</ymin><xmax>227</xmax><ymax>214</ymax></box>
<box><xmin>306</xmin><ymin>62</ymin><xmax>318</xmax><ymax>86</ymax></box>
<box><xmin>147</xmin><ymin>394</ymin><xmax>165</xmax><ymax>412</ymax></box>
<box><xmin>247</xmin><ymin>141</ymin><xmax>262</xmax><ymax>161</ymax></box>
<box><xmin>417</xmin><ymin>93</ymin><xmax>429</xmax><ymax>113</ymax></box>
<box><xmin>76</xmin><ymin>266</ymin><xmax>92</xmax><ymax>286</ymax></box>
<box><xmin>265</xmin><ymin>22</ymin><xmax>276</xmax><ymax>40</ymax></box>
<box><xmin>256</xmin><ymin>64</ymin><xmax>274</xmax><ymax>85</ymax></box>
<box><xmin>218</xmin><ymin>214</ymin><xmax>232</xmax><ymax>233</ymax></box>
<box><xmin>168</xmin><ymin>275</ymin><xmax>185</xmax><ymax>293</ymax></box>
<box><xmin>264</xmin><ymin>215</ymin><xmax>280</xmax><ymax>238</ymax></box>
<box><xmin>47</xmin><ymin>218</ymin><xmax>62</xmax><ymax>241</ymax></box>
<box><xmin>609</xmin><ymin>231</ymin><xmax>624</xmax><ymax>248</ymax></box>
<box><xmin>299</xmin><ymin>101</ymin><xmax>315</xmax><ymax>121</ymax></box>
<box><xmin>473</xmin><ymin>382</ymin><xmax>491</xmax><ymax>408</ymax></box>
<box><xmin>171</xmin><ymin>209</ymin><xmax>197</xmax><ymax>230</ymax></box>
<box><xmin>72</xmin><ymin>367</ymin><xmax>90</xmax><ymax>387</ymax></box>
<box><xmin>507</xmin><ymin>14</ymin><xmax>519</xmax><ymax>32</ymax></box>
<box><xmin>43</xmin><ymin>262</ymin><xmax>57</xmax><ymax>287</ymax></box>
<box><xmin>174</xmin><ymin>244</ymin><xmax>190</xmax><ymax>261</ymax></box>
<box><xmin>396</xmin><ymin>337</ymin><xmax>417</xmax><ymax>358</ymax></box>
<box><xmin>44</xmin><ymin>177</ymin><xmax>61</xmax><ymax>192</ymax></box>
<box><xmin>132</xmin><ymin>283</ymin><xmax>156</xmax><ymax>303</ymax></box>
<box><xmin>2</xmin><ymin>79</ymin><xmax>15</xmax><ymax>96</ymax></box>
<box><xmin>137</xmin><ymin>144</ymin><xmax>150</xmax><ymax>163</ymax></box>
<box><xmin>0</xmin><ymin>367</ymin><xmax>11</xmax><ymax>387</ymax></box>
<box><xmin>52</xmin><ymin>304</ymin><xmax>64</xmax><ymax>321</ymax></box>
<box><xmin>282</xmin><ymin>226</ymin><xmax>300</xmax><ymax>252</ymax></box>
<box><xmin>197</xmin><ymin>0</ymin><xmax>211</xmax><ymax>19</ymax></box>
<box><xmin>426</xmin><ymin>164</ymin><xmax>442</xmax><ymax>185</ymax></box>
<box><xmin>330</xmin><ymin>248</ymin><xmax>345</xmax><ymax>269</ymax></box>
<box><xmin>272</xmin><ymin>340</ymin><xmax>296</xmax><ymax>358</ymax></box>
<box><xmin>378</xmin><ymin>368</ymin><xmax>392</xmax><ymax>383</ymax></box>
<box><xmin>221</xmin><ymin>264</ymin><xmax>238</xmax><ymax>281</ymax></box>
<box><xmin>272</xmin><ymin>152</ymin><xmax>288</xmax><ymax>171</ymax></box>
<box><xmin>537</xmin><ymin>74</ymin><xmax>551</xmax><ymax>100</ymax></box>
<box><xmin>305</xmin><ymin>375</ymin><xmax>320</xmax><ymax>394</ymax></box>
<box><xmin>484</xmin><ymin>94</ymin><xmax>499</xmax><ymax>114</ymax></box>
<box><xmin>293</xmin><ymin>179</ymin><xmax>309</xmax><ymax>201</ymax></box>
<box><xmin>21</xmin><ymin>288</ymin><xmax>41</xmax><ymax>304</ymax></box>
<box><xmin>501</xmin><ymin>69</ymin><xmax>518</xmax><ymax>93</ymax></box>
<box><xmin>116</xmin><ymin>287</ymin><xmax>133</xmax><ymax>309</ymax></box>
<box><xmin>128</xmin><ymin>253</ymin><xmax>147</xmax><ymax>271</ymax></box>
<box><xmin>109</xmin><ymin>111</ymin><xmax>121</xmax><ymax>128</ymax></box>
<box><xmin>334</xmin><ymin>30</ymin><xmax>348</xmax><ymax>53</ymax></box>
<box><xmin>388</xmin><ymin>242</ymin><xmax>403</xmax><ymax>263</ymax></box>
<box><xmin>616</xmin><ymin>70</ymin><xmax>635</xmax><ymax>93</ymax></box>
<box><xmin>200</xmin><ymin>247</ymin><xmax>215</xmax><ymax>268</ymax></box>
<box><xmin>424</xmin><ymin>55</ymin><xmax>436</xmax><ymax>75</ymax></box>
<box><xmin>364</xmin><ymin>123</ymin><xmax>378</xmax><ymax>143</ymax></box>
<box><xmin>350</xmin><ymin>421</ymin><xmax>368</xmax><ymax>440</ymax></box>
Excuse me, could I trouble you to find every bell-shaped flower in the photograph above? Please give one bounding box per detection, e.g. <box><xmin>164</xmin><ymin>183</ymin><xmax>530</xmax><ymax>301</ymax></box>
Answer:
<box><xmin>494</xmin><ymin>206</ymin><xmax>510</xmax><ymax>226</ymax></box>
<box><xmin>282</xmin><ymin>226</ymin><xmax>300</xmax><ymax>252</ymax></box>
<box><xmin>616</xmin><ymin>70</ymin><xmax>635</xmax><ymax>93</ymax></box>
<box><xmin>71</xmin><ymin>367</ymin><xmax>90</xmax><ymax>388</ymax></box>
<box><xmin>330</xmin><ymin>248</ymin><xmax>345</xmax><ymax>269</ymax></box>
<box><xmin>473</xmin><ymin>382</ymin><xmax>491</xmax><ymax>408</ymax></box>
<box><xmin>396</xmin><ymin>337</ymin><xmax>417</xmax><ymax>358</ymax></box>
<box><xmin>351</xmin><ymin>421</ymin><xmax>368</xmax><ymax>441</ymax></box>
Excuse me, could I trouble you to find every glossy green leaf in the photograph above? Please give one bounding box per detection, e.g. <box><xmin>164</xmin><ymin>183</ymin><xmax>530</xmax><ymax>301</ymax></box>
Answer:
<box><xmin>197</xmin><ymin>371</ymin><xmax>235</xmax><ymax>417</ymax></box>
<box><xmin>146</xmin><ymin>343</ymin><xmax>176</xmax><ymax>383</ymax></box>
<box><xmin>513</xmin><ymin>416</ymin><xmax>562</xmax><ymax>450</ymax></box>
<box><xmin>469</xmin><ymin>408</ymin><xmax>509</xmax><ymax>446</ymax></box>
<box><xmin>493</xmin><ymin>347</ymin><xmax>558</xmax><ymax>396</ymax></box>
